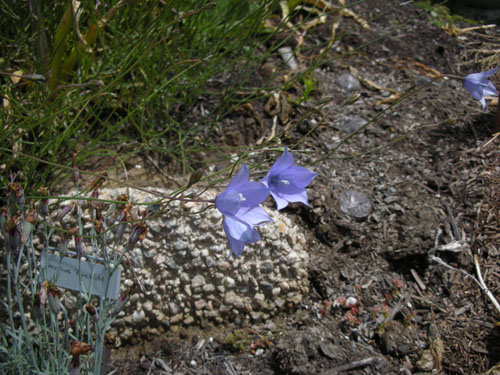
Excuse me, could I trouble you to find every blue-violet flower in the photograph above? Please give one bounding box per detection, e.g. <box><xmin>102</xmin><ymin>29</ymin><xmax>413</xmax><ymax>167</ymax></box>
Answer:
<box><xmin>216</xmin><ymin>164</ymin><xmax>271</xmax><ymax>257</ymax></box>
<box><xmin>261</xmin><ymin>148</ymin><xmax>317</xmax><ymax>210</ymax></box>
<box><xmin>463</xmin><ymin>66</ymin><xmax>498</xmax><ymax>109</ymax></box>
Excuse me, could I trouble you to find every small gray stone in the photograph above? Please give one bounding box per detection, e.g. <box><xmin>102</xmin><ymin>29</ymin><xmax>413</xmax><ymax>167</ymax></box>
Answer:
<box><xmin>132</xmin><ymin>310</ymin><xmax>145</xmax><ymax>323</ymax></box>
<box><xmin>205</xmin><ymin>257</ymin><xmax>215</xmax><ymax>268</ymax></box>
<box><xmin>319</xmin><ymin>342</ymin><xmax>338</xmax><ymax>359</ymax></box>
<box><xmin>338</xmin><ymin>190</ymin><xmax>372</xmax><ymax>219</ymax></box>
<box><xmin>224</xmin><ymin>277</ymin><xmax>235</xmax><ymax>288</ymax></box>
<box><xmin>336</xmin><ymin>73</ymin><xmax>360</xmax><ymax>93</ymax></box>
<box><xmin>194</xmin><ymin>299</ymin><xmax>206</xmax><ymax>310</ymax></box>
<box><xmin>260</xmin><ymin>262</ymin><xmax>274</xmax><ymax>274</ymax></box>
<box><xmin>167</xmin><ymin>260</ymin><xmax>180</xmax><ymax>270</ymax></box>
<box><xmin>338</xmin><ymin>115</ymin><xmax>367</xmax><ymax>134</ymax></box>
<box><xmin>278</xmin><ymin>46</ymin><xmax>299</xmax><ymax>70</ymax></box>
<box><xmin>260</xmin><ymin>281</ymin><xmax>273</xmax><ymax>293</ymax></box>
<box><xmin>191</xmin><ymin>275</ymin><xmax>205</xmax><ymax>289</ymax></box>
<box><xmin>130</xmin><ymin>248</ymin><xmax>144</xmax><ymax>267</ymax></box>
<box><xmin>169</xmin><ymin>302</ymin><xmax>181</xmax><ymax>314</ymax></box>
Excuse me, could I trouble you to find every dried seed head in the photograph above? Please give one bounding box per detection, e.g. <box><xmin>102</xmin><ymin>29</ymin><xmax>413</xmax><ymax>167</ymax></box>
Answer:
<box><xmin>104</xmin><ymin>333</ymin><xmax>116</xmax><ymax>349</ymax></box>
<box><xmin>45</xmin><ymin>281</ymin><xmax>63</xmax><ymax>299</ymax></box>
<box><xmin>85</xmin><ymin>303</ymin><xmax>99</xmax><ymax>322</ymax></box>
<box><xmin>93</xmin><ymin>218</ymin><xmax>103</xmax><ymax>234</ymax></box>
<box><xmin>7</xmin><ymin>182</ymin><xmax>24</xmax><ymax>210</ymax></box>
<box><xmin>85</xmin><ymin>303</ymin><xmax>97</xmax><ymax>316</ymax></box>
<box><xmin>45</xmin><ymin>282</ymin><xmax>62</xmax><ymax>314</ymax></box>
<box><xmin>70</xmin><ymin>340</ymin><xmax>93</xmax><ymax>356</ymax></box>
<box><xmin>25</xmin><ymin>210</ymin><xmax>36</xmax><ymax>224</ymax></box>
<box><xmin>117</xmin><ymin>194</ymin><xmax>129</xmax><ymax>205</ymax></box>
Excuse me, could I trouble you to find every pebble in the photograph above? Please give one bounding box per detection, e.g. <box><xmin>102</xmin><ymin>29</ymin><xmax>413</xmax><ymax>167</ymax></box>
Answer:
<box><xmin>338</xmin><ymin>189</ymin><xmax>372</xmax><ymax>219</ymax></box>
<box><xmin>338</xmin><ymin>115</ymin><xmax>367</xmax><ymax>134</ymax></box>
<box><xmin>191</xmin><ymin>275</ymin><xmax>205</xmax><ymax>289</ymax></box>
<box><xmin>336</xmin><ymin>73</ymin><xmax>361</xmax><ymax>93</ymax></box>
<box><xmin>260</xmin><ymin>262</ymin><xmax>274</xmax><ymax>274</ymax></box>
<box><xmin>278</xmin><ymin>46</ymin><xmax>298</xmax><ymax>70</ymax></box>
<box><xmin>132</xmin><ymin>310</ymin><xmax>145</xmax><ymax>323</ymax></box>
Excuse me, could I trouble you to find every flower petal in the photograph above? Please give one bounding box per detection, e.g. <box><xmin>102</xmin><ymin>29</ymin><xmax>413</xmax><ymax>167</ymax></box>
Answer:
<box><xmin>224</xmin><ymin>228</ymin><xmax>245</xmax><ymax>257</ymax></box>
<box><xmin>269</xmin><ymin>148</ymin><xmax>294</xmax><ymax>174</ymax></box>
<box><xmin>238</xmin><ymin>181</ymin><xmax>270</xmax><ymax>206</ymax></box>
<box><xmin>271</xmin><ymin>192</ymin><xmax>290</xmax><ymax>210</ymax></box>
<box><xmin>236</xmin><ymin>206</ymin><xmax>271</xmax><ymax>226</ymax></box>
<box><xmin>281</xmin><ymin>191</ymin><xmax>310</xmax><ymax>206</ymax></box>
<box><xmin>280</xmin><ymin>166</ymin><xmax>317</xmax><ymax>188</ymax></box>
<box><xmin>227</xmin><ymin>164</ymin><xmax>249</xmax><ymax>190</ymax></box>
<box><xmin>223</xmin><ymin>216</ymin><xmax>255</xmax><ymax>242</ymax></box>
<box><xmin>483</xmin><ymin>65</ymin><xmax>499</xmax><ymax>78</ymax></box>
<box><xmin>483</xmin><ymin>82</ymin><xmax>498</xmax><ymax>97</ymax></box>
<box><xmin>215</xmin><ymin>190</ymin><xmax>241</xmax><ymax>216</ymax></box>
<box><xmin>463</xmin><ymin>80</ymin><xmax>483</xmax><ymax>100</ymax></box>
<box><xmin>465</xmin><ymin>72</ymin><xmax>488</xmax><ymax>84</ymax></box>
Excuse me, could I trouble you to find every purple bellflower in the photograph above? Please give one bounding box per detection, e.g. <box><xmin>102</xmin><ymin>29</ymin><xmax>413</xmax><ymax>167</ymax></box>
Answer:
<box><xmin>463</xmin><ymin>66</ymin><xmax>498</xmax><ymax>109</ymax></box>
<box><xmin>216</xmin><ymin>164</ymin><xmax>271</xmax><ymax>258</ymax></box>
<box><xmin>261</xmin><ymin>148</ymin><xmax>317</xmax><ymax>210</ymax></box>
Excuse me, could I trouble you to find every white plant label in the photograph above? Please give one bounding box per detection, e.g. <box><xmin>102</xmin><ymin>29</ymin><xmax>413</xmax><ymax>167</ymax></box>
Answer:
<box><xmin>41</xmin><ymin>253</ymin><xmax>121</xmax><ymax>299</ymax></box>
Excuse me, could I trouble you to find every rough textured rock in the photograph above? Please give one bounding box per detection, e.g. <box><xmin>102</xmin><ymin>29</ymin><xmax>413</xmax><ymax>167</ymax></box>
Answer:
<box><xmin>73</xmin><ymin>187</ymin><xmax>310</xmax><ymax>338</ymax></box>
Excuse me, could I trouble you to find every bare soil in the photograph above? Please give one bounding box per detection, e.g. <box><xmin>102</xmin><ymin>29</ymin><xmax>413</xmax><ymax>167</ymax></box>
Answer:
<box><xmin>111</xmin><ymin>1</ymin><xmax>500</xmax><ymax>374</ymax></box>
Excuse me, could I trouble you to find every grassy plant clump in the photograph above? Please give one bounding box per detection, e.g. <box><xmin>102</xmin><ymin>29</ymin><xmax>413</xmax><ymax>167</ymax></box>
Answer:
<box><xmin>0</xmin><ymin>179</ymin><xmax>152</xmax><ymax>374</ymax></box>
<box><xmin>1</xmin><ymin>0</ymin><xmax>306</xmax><ymax>191</ymax></box>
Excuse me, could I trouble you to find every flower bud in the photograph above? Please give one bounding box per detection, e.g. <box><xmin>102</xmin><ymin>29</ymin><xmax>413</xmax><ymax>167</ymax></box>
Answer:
<box><xmin>21</xmin><ymin>210</ymin><xmax>35</xmax><ymax>244</ymax></box>
<box><xmin>91</xmin><ymin>190</ymin><xmax>99</xmax><ymax>209</ymax></box>
<box><xmin>7</xmin><ymin>182</ymin><xmax>24</xmax><ymax>212</ymax></box>
<box><xmin>75</xmin><ymin>236</ymin><xmax>83</xmax><ymax>257</ymax></box>
<box><xmin>58</xmin><ymin>233</ymin><xmax>70</xmax><ymax>255</ymax></box>
<box><xmin>69</xmin><ymin>227</ymin><xmax>84</xmax><ymax>257</ymax></box>
<box><xmin>110</xmin><ymin>284</ymin><xmax>135</xmax><ymax>317</ymax></box>
<box><xmin>46</xmin><ymin>281</ymin><xmax>63</xmax><ymax>315</ymax></box>
<box><xmin>128</xmin><ymin>222</ymin><xmax>147</xmax><ymax>249</ymax></box>
<box><xmin>5</xmin><ymin>212</ymin><xmax>21</xmax><ymax>252</ymax></box>
<box><xmin>187</xmin><ymin>169</ymin><xmax>204</xmax><ymax>187</ymax></box>
<box><xmin>57</xmin><ymin>203</ymin><xmax>74</xmax><ymax>222</ymax></box>
<box><xmin>38</xmin><ymin>188</ymin><xmax>50</xmax><ymax>217</ymax></box>
<box><xmin>85</xmin><ymin>303</ymin><xmax>99</xmax><ymax>323</ymax></box>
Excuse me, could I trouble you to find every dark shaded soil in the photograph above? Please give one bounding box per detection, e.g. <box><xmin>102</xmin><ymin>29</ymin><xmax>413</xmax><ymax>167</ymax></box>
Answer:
<box><xmin>111</xmin><ymin>1</ymin><xmax>500</xmax><ymax>374</ymax></box>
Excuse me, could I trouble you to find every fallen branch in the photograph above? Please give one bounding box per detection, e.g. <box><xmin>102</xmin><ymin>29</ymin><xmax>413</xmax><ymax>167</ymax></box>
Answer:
<box><xmin>318</xmin><ymin>356</ymin><xmax>384</xmax><ymax>374</ymax></box>
<box><xmin>429</xmin><ymin>255</ymin><xmax>500</xmax><ymax>316</ymax></box>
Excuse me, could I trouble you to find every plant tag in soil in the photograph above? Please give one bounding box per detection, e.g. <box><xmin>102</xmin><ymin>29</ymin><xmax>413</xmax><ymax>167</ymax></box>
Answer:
<box><xmin>41</xmin><ymin>252</ymin><xmax>121</xmax><ymax>299</ymax></box>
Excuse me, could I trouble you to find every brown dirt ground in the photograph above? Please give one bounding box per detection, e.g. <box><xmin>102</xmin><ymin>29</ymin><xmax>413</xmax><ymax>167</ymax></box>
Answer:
<box><xmin>110</xmin><ymin>1</ymin><xmax>500</xmax><ymax>374</ymax></box>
